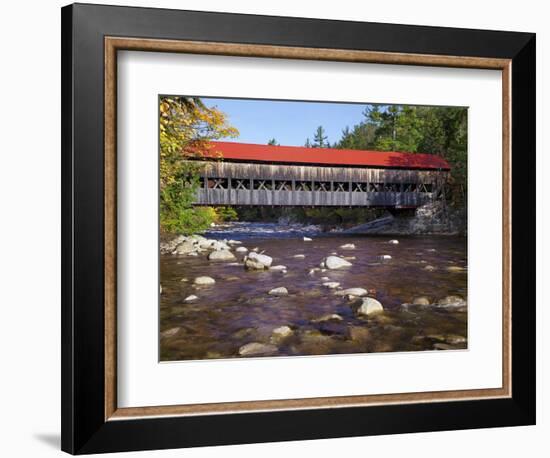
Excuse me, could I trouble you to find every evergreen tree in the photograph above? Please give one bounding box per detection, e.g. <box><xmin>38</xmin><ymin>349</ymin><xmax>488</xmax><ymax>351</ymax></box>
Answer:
<box><xmin>267</xmin><ymin>138</ymin><xmax>279</xmax><ymax>146</ymax></box>
<box><xmin>312</xmin><ymin>125</ymin><xmax>328</xmax><ymax>148</ymax></box>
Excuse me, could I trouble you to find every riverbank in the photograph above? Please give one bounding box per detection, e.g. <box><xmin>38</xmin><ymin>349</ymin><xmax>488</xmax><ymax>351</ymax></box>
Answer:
<box><xmin>160</xmin><ymin>225</ymin><xmax>467</xmax><ymax>361</ymax></box>
<box><xmin>344</xmin><ymin>201</ymin><xmax>467</xmax><ymax>236</ymax></box>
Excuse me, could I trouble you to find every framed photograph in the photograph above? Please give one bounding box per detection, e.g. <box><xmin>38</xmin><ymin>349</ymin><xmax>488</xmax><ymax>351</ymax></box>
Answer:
<box><xmin>61</xmin><ymin>3</ymin><xmax>536</xmax><ymax>454</ymax></box>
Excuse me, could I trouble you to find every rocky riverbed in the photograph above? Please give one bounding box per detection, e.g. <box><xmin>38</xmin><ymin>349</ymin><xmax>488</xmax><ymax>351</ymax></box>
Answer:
<box><xmin>160</xmin><ymin>223</ymin><xmax>468</xmax><ymax>361</ymax></box>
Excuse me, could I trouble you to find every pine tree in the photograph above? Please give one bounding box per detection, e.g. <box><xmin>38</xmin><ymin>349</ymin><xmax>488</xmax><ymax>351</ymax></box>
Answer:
<box><xmin>267</xmin><ymin>138</ymin><xmax>279</xmax><ymax>146</ymax></box>
<box><xmin>312</xmin><ymin>126</ymin><xmax>328</xmax><ymax>148</ymax></box>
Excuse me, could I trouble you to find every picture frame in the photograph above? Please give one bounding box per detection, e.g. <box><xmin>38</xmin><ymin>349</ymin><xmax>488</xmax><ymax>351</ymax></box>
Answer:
<box><xmin>61</xmin><ymin>3</ymin><xmax>536</xmax><ymax>454</ymax></box>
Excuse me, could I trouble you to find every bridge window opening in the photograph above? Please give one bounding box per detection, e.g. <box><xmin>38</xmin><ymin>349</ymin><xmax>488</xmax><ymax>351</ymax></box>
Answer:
<box><xmin>367</xmin><ymin>183</ymin><xmax>382</xmax><ymax>192</ymax></box>
<box><xmin>313</xmin><ymin>181</ymin><xmax>331</xmax><ymax>192</ymax></box>
<box><xmin>418</xmin><ymin>183</ymin><xmax>433</xmax><ymax>193</ymax></box>
<box><xmin>352</xmin><ymin>182</ymin><xmax>368</xmax><ymax>192</ymax></box>
<box><xmin>274</xmin><ymin>180</ymin><xmax>292</xmax><ymax>191</ymax></box>
<box><xmin>295</xmin><ymin>181</ymin><xmax>312</xmax><ymax>191</ymax></box>
<box><xmin>253</xmin><ymin>179</ymin><xmax>273</xmax><ymax>191</ymax></box>
<box><xmin>208</xmin><ymin>178</ymin><xmax>229</xmax><ymax>190</ymax></box>
<box><xmin>384</xmin><ymin>183</ymin><xmax>400</xmax><ymax>192</ymax></box>
<box><xmin>234</xmin><ymin>178</ymin><xmax>251</xmax><ymax>190</ymax></box>
<box><xmin>403</xmin><ymin>183</ymin><xmax>418</xmax><ymax>193</ymax></box>
<box><xmin>333</xmin><ymin>182</ymin><xmax>347</xmax><ymax>192</ymax></box>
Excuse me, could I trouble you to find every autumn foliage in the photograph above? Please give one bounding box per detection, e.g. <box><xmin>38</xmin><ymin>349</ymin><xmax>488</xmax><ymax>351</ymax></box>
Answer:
<box><xmin>159</xmin><ymin>96</ymin><xmax>238</xmax><ymax>234</ymax></box>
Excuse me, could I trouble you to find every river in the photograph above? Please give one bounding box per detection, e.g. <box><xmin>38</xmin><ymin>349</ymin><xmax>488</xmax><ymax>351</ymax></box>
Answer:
<box><xmin>160</xmin><ymin>222</ymin><xmax>467</xmax><ymax>361</ymax></box>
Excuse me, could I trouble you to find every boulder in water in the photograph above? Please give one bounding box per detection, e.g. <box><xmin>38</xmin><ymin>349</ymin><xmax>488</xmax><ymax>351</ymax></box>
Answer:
<box><xmin>335</xmin><ymin>287</ymin><xmax>368</xmax><ymax>297</ymax></box>
<box><xmin>245</xmin><ymin>251</ymin><xmax>273</xmax><ymax>270</ymax></box>
<box><xmin>412</xmin><ymin>296</ymin><xmax>430</xmax><ymax>306</ymax></box>
<box><xmin>268</xmin><ymin>287</ymin><xmax>288</xmax><ymax>296</ymax></box>
<box><xmin>269</xmin><ymin>265</ymin><xmax>287</xmax><ymax>271</ymax></box>
<box><xmin>193</xmin><ymin>276</ymin><xmax>216</xmax><ymax>286</ymax></box>
<box><xmin>436</xmin><ymin>295</ymin><xmax>467</xmax><ymax>308</ymax></box>
<box><xmin>174</xmin><ymin>240</ymin><xmax>197</xmax><ymax>255</ymax></box>
<box><xmin>271</xmin><ymin>326</ymin><xmax>294</xmax><ymax>343</ymax></box>
<box><xmin>238</xmin><ymin>342</ymin><xmax>278</xmax><ymax>356</ymax></box>
<box><xmin>357</xmin><ymin>297</ymin><xmax>384</xmax><ymax>316</ymax></box>
<box><xmin>340</xmin><ymin>243</ymin><xmax>356</xmax><ymax>250</ymax></box>
<box><xmin>322</xmin><ymin>281</ymin><xmax>340</xmax><ymax>289</ymax></box>
<box><xmin>208</xmin><ymin>250</ymin><xmax>236</xmax><ymax>261</ymax></box>
<box><xmin>325</xmin><ymin>256</ymin><xmax>352</xmax><ymax>269</ymax></box>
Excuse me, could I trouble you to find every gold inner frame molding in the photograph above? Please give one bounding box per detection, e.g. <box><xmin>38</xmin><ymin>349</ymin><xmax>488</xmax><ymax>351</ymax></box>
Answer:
<box><xmin>104</xmin><ymin>36</ymin><xmax>512</xmax><ymax>421</ymax></box>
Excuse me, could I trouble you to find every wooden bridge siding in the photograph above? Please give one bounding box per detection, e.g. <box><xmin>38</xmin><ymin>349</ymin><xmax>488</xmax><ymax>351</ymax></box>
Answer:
<box><xmin>193</xmin><ymin>161</ymin><xmax>446</xmax><ymax>207</ymax></box>
<box><xmin>196</xmin><ymin>161</ymin><xmax>442</xmax><ymax>184</ymax></box>
<box><xmin>196</xmin><ymin>189</ymin><xmax>434</xmax><ymax>207</ymax></box>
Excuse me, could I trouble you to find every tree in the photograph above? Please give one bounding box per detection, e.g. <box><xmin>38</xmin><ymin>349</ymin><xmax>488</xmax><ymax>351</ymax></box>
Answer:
<box><xmin>312</xmin><ymin>125</ymin><xmax>328</xmax><ymax>148</ymax></box>
<box><xmin>159</xmin><ymin>96</ymin><xmax>238</xmax><ymax>234</ymax></box>
<box><xmin>333</xmin><ymin>103</ymin><xmax>468</xmax><ymax>206</ymax></box>
<box><xmin>304</xmin><ymin>138</ymin><xmax>312</xmax><ymax>148</ymax></box>
<box><xmin>267</xmin><ymin>138</ymin><xmax>279</xmax><ymax>146</ymax></box>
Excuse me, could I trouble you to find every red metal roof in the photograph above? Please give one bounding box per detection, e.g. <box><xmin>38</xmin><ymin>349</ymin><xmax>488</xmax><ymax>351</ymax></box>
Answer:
<box><xmin>204</xmin><ymin>141</ymin><xmax>450</xmax><ymax>171</ymax></box>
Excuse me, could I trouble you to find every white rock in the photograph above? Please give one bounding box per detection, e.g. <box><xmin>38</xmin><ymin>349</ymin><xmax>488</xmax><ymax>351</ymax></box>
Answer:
<box><xmin>207</xmin><ymin>250</ymin><xmax>236</xmax><ymax>261</ymax></box>
<box><xmin>319</xmin><ymin>261</ymin><xmax>326</xmax><ymax>268</ymax></box>
<box><xmin>325</xmin><ymin>256</ymin><xmax>352</xmax><ymax>269</ymax></box>
<box><xmin>322</xmin><ymin>281</ymin><xmax>341</xmax><ymax>289</ymax></box>
<box><xmin>340</xmin><ymin>243</ymin><xmax>356</xmax><ymax>250</ymax></box>
<box><xmin>161</xmin><ymin>327</ymin><xmax>180</xmax><ymax>338</ymax></box>
<box><xmin>238</xmin><ymin>342</ymin><xmax>278</xmax><ymax>356</ymax></box>
<box><xmin>335</xmin><ymin>287</ymin><xmax>368</xmax><ymax>297</ymax></box>
<box><xmin>424</xmin><ymin>265</ymin><xmax>436</xmax><ymax>271</ymax></box>
<box><xmin>245</xmin><ymin>251</ymin><xmax>273</xmax><ymax>270</ymax></box>
<box><xmin>446</xmin><ymin>266</ymin><xmax>466</xmax><ymax>272</ymax></box>
<box><xmin>211</xmin><ymin>241</ymin><xmax>231</xmax><ymax>251</ymax></box>
<box><xmin>235</xmin><ymin>246</ymin><xmax>248</xmax><ymax>253</ymax></box>
<box><xmin>184</xmin><ymin>295</ymin><xmax>198</xmax><ymax>302</ymax></box>
<box><xmin>293</xmin><ymin>254</ymin><xmax>306</xmax><ymax>259</ymax></box>
<box><xmin>269</xmin><ymin>265</ymin><xmax>287</xmax><ymax>271</ymax></box>
<box><xmin>389</xmin><ymin>239</ymin><xmax>399</xmax><ymax>244</ymax></box>
<box><xmin>303</xmin><ymin>237</ymin><xmax>313</xmax><ymax>242</ymax></box>
<box><xmin>193</xmin><ymin>276</ymin><xmax>216</xmax><ymax>286</ymax></box>
<box><xmin>174</xmin><ymin>240</ymin><xmax>197</xmax><ymax>255</ymax></box>
<box><xmin>412</xmin><ymin>296</ymin><xmax>430</xmax><ymax>306</ymax></box>
<box><xmin>358</xmin><ymin>297</ymin><xmax>384</xmax><ymax>316</ymax></box>
<box><xmin>268</xmin><ymin>287</ymin><xmax>288</xmax><ymax>296</ymax></box>
<box><xmin>271</xmin><ymin>326</ymin><xmax>293</xmax><ymax>342</ymax></box>
<box><xmin>380</xmin><ymin>254</ymin><xmax>392</xmax><ymax>260</ymax></box>
<box><xmin>312</xmin><ymin>314</ymin><xmax>343</xmax><ymax>323</ymax></box>
<box><xmin>436</xmin><ymin>295</ymin><xmax>467</xmax><ymax>308</ymax></box>
<box><xmin>187</xmin><ymin>252</ymin><xmax>198</xmax><ymax>257</ymax></box>
<box><xmin>160</xmin><ymin>285</ymin><xmax>163</xmax><ymax>294</ymax></box>
<box><xmin>320</xmin><ymin>276</ymin><xmax>330</xmax><ymax>281</ymax></box>
<box><xmin>227</xmin><ymin>239</ymin><xmax>242</xmax><ymax>245</ymax></box>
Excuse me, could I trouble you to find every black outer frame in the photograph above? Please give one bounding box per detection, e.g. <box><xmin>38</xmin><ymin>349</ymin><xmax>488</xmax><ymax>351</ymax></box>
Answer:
<box><xmin>61</xmin><ymin>3</ymin><xmax>536</xmax><ymax>454</ymax></box>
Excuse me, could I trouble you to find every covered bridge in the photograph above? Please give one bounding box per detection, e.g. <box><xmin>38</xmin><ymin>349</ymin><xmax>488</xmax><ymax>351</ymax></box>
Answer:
<box><xmin>190</xmin><ymin>141</ymin><xmax>450</xmax><ymax>208</ymax></box>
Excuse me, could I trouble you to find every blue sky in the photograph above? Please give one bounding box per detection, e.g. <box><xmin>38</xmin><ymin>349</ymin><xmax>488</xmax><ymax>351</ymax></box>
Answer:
<box><xmin>201</xmin><ymin>97</ymin><xmax>370</xmax><ymax>147</ymax></box>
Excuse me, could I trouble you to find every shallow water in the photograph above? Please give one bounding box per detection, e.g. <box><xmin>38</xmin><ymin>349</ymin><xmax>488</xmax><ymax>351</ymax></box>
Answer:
<box><xmin>160</xmin><ymin>223</ymin><xmax>467</xmax><ymax>361</ymax></box>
